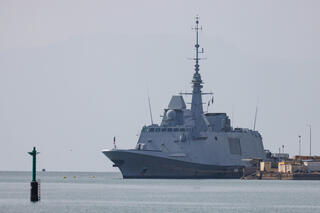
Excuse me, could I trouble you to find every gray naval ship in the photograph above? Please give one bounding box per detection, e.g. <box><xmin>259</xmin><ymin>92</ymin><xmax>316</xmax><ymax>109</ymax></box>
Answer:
<box><xmin>102</xmin><ymin>17</ymin><xmax>266</xmax><ymax>178</ymax></box>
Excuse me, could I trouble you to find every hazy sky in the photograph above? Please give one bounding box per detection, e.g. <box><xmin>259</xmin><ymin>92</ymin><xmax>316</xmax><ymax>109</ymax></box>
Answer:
<box><xmin>1</xmin><ymin>0</ymin><xmax>319</xmax><ymax>171</ymax></box>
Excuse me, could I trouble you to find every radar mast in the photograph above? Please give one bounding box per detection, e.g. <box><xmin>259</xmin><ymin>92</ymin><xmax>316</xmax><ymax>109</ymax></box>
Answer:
<box><xmin>191</xmin><ymin>16</ymin><xmax>206</xmax><ymax>132</ymax></box>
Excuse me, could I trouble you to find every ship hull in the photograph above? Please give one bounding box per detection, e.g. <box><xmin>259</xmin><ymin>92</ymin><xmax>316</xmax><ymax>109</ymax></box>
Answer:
<box><xmin>102</xmin><ymin>150</ymin><xmax>244</xmax><ymax>179</ymax></box>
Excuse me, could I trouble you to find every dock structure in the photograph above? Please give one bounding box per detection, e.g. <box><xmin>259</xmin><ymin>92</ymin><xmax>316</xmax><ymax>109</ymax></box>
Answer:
<box><xmin>28</xmin><ymin>147</ymin><xmax>40</xmax><ymax>202</ymax></box>
<box><xmin>242</xmin><ymin>155</ymin><xmax>320</xmax><ymax>180</ymax></box>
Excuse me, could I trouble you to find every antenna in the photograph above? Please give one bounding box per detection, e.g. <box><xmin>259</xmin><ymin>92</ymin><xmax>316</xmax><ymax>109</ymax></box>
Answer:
<box><xmin>253</xmin><ymin>106</ymin><xmax>258</xmax><ymax>130</ymax></box>
<box><xmin>147</xmin><ymin>93</ymin><xmax>154</xmax><ymax>125</ymax></box>
<box><xmin>253</xmin><ymin>98</ymin><xmax>259</xmax><ymax>130</ymax></box>
<box><xmin>192</xmin><ymin>15</ymin><xmax>204</xmax><ymax>74</ymax></box>
<box><xmin>231</xmin><ymin>105</ymin><xmax>234</xmax><ymax>127</ymax></box>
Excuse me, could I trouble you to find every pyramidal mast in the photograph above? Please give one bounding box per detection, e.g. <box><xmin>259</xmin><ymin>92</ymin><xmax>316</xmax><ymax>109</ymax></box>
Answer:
<box><xmin>191</xmin><ymin>16</ymin><xmax>207</xmax><ymax>132</ymax></box>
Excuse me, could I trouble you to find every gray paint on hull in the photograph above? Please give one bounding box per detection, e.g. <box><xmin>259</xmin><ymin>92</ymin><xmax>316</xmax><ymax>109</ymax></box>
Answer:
<box><xmin>103</xmin><ymin>150</ymin><xmax>244</xmax><ymax>179</ymax></box>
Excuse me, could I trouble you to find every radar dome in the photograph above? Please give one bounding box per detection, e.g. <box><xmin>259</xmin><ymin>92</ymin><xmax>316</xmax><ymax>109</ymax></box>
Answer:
<box><xmin>166</xmin><ymin>110</ymin><xmax>176</xmax><ymax>120</ymax></box>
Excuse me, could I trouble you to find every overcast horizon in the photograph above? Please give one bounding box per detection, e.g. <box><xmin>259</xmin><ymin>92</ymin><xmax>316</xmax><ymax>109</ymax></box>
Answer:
<box><xmin>1</xmin><ymin>0</ymin><xmax>319</xmax><ymax>172</ymax></box>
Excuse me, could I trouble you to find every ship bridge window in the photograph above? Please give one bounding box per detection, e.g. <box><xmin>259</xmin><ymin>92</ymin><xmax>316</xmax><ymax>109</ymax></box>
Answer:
<box><xmin>173</xmin><ymin>128</ymin><xmax>179</xmax><ymax>132</ymax></box>
<box><xmin>180</xmin><ymin>128</ymin><xmax>185</xmax><ymax>132</ymax></box>
<box><xmin>148</xmin><ymin>128</ymin><xmax>154</xmax><ymax>132</ymax></box>
<box><xmin>161</xmin><ymin>128</ymin><xmax>167</xmax><ymax>132</ymax></box>
<box><xmin>142</xmin><ymin>127</ymin><xmax>147</xmax><ymax>132</ymax></box>
<box><xmin>168</xmin><ymin>128</ymin><xmax>172</xmax><ymax>132</ymax></box>
<box><xmin>155</xmin><ymin>128</ymin><xmax>160</xmax><ymax>132</ymax></box>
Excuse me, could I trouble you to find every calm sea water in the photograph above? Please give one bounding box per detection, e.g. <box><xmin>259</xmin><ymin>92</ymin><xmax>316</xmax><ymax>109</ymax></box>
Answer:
<box><xmin>0</xmin><ymin>171</ymin><xmax>320</xmax><ymax>213</ymax></box>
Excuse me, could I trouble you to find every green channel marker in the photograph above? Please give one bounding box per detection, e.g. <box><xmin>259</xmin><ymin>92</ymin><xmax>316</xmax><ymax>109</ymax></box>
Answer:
<box><xmin>28</xmin><ymin>147</ymin><xmax>39</xmax><ymax>181</ymax></box>
<box><xmin>28</xmin><ymin>147</ymin><xmax>40</xmax><ymax>202</ymax></box>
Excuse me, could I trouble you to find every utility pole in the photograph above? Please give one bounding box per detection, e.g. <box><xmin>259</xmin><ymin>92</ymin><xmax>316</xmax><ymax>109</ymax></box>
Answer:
<box><xmin>298</xmin><ymin>135</ymin><xmax>301</xmax><ymax>156</ymax></box>
<box><xmin>307</xmin><ymin>124</ymin><xmax>312</xmax><ymax>156</ymax></box>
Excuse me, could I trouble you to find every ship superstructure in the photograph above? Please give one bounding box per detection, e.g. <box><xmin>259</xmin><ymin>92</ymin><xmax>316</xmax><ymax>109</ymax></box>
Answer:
<box><xmin>102</xmin><ymin>17</ymin><xmax>266</xmax><ymax>178</ymax></box>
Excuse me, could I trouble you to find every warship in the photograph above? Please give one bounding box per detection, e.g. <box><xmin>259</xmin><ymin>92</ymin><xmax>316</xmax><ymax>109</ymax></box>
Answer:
<box><xmin>102</xmin><ymin>17</ymin><xmax>266</xmax><ymax>178</ymax></box>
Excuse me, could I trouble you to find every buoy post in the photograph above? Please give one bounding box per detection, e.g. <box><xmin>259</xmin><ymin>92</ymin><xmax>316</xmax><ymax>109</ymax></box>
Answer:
<box><xmin>28</xmin><ymin>147</ymin><xmax>40</xmax><ymax>202</ymax></box>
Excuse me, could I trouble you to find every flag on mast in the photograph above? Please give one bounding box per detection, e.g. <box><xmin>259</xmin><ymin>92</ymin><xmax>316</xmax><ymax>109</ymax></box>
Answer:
<box><xmin>113</xmin><ymin>136</ymin><xmax>117</xmax><ymax>149</ymax></box>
